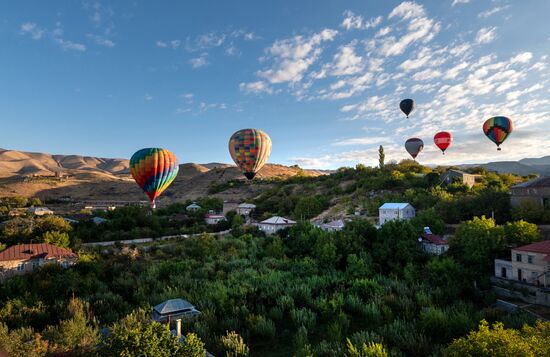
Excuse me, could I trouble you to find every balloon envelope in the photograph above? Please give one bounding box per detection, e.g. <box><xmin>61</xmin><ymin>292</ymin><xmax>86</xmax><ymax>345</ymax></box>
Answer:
<box><xmin>434</xmin><ymin>131</ymin><xmax>452</xmax><ymax>154</ymax></box>
<box><xmin>229</xmin><ymin>128</ymin><xmax>272</xmax><ymax>180</ymax></box>
<box><xmin>405</xmin><ymin>138</ymin><xmax>424</xmax><ymax>159</ymax></box>
<box><xmin>483</xmin><ymin>116</ymin><xmax>513</xmax><ymax>150</ymax></box>
<box><xmin>130</xmin><ymin>148</ymin><xmax>179</xmax><ymax>208</ymax></box>
<box><xmin>400</xmin><ymin>99</ymin><xmax>415</xmax><ymax>118</ymax></box>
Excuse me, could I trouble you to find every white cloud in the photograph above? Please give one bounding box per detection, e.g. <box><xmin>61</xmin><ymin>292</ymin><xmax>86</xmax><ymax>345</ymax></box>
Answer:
<box><xmin>20</xmin><ymin>23</ymin><xmax>44</xmax><ymax>40</ymax></box>
<box><xmin>239</xmin><ymin>81</ymin><xmax>273</xmax><ymax>94</ymax></box>
<box><xmin>144</xmin><ymin>94</ymin><xmax>153</xmax><ymax>101</ymax></box>
<box><xmin>331</xmin><ymin>43</ymin><xmax>363</xmax><ymax>76</ymax></box>
<box><xmin>53</xmin><ymin>37</ymin><xmax>86</xmax><ymax>51</ymax></box>
<box><xmin>452</xmin><ymin>0</ymin><xmax>470</xmax><ymax>6</ymax></box>
<box><xmin>189</xmin><ymin>55</ymin><xmax>208</xmax><ymax>68</ymax></box>
<box><xmin>412</xmin><ymin>69</ymin><xmax>442</xmax><ymax>81</ymax></box>
<box><xmin>444</xmin><ymin>61</ymin><xmax>469</xmax><ymax>79</ymax></box>
<box><xmin>170</xmin><ymin>40</ymin><xmax>181</xmax><ymax>49</ymax></box>
<box><xmin>365</xmin><ymin>16</ymin><xmax>383</xmax><ymax>29</ymax></box>
<box><xmin>389</xmin><ymin>2</ymin><xmax>426</xmax><ymax>20</ymax></box>
<box><xmin>478</xmin><ymin>6</ymin><xmax>509</xmax><ymax>18</ymax></box>
<box><xmin>511</xmin><ymin>52</ymin><xmax>533</xmax><ymax>64</ymax></box>
<box><xmin>399</xmin><ymin>47</ymin><xmax>431</xmax><ymax>71</ymax></box>
<box><xmin>375</xmin><ymin>26</ymin><xmax>392</xmax><ymax>37</ymax></box>
<box><xmin>332</xmin><ymin>136</ymin><xmax>392</xmax><ymax>146</ymax></box>
<box><xmin>476</xmin><ymin>27</ymin><xmax>498</xmax><ymax>44</ymax></box>
<box><xmin>180</xmin><ymin>93</ymin><xmax>194</xmax><ymax>101</ymax></box>
<box><xmin>87</xmin><ymin>34</ymin><xmax>115</xmax><ymax>47</ymax></box>
<box><xmin>381</xmin><ymin>3</ymin><xmax>440</xmax><ymax>56</ymax></box>
<box><xmin>257</xmin><ymin>28</ymin><xmax>337</xmax><ymax>84</ymax></box>
<box><xmin>156</xmin><ymin>41</ymin><xmax>167</xmax><ymax>48</ymax></box>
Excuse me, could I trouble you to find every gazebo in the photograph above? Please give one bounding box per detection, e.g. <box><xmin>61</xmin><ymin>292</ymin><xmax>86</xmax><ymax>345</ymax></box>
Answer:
<box><xmin>152</xmin><ymin>298</ymin><xmax>201</xmax><ymax>324</ymax></box>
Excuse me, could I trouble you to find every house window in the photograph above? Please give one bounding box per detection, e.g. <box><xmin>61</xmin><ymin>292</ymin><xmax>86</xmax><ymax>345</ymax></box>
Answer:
<box><xmin>16</xmin><ymin>263</ymin><xmax>24</xmax><ymax>271</ymax></box>
<box><xmin>527</xmin><ymin>255</ymin><xmax>534</xmax><ymax>264</ymax></box>
<box><xmin>516</xmin><ymin>254</ymin><xmax>522</xmax><ymax>262</ymax></box>
<box><xmin>32</xmin><ymin>261</ymin><xmax>39</xmax><ymax>269</ymax></box>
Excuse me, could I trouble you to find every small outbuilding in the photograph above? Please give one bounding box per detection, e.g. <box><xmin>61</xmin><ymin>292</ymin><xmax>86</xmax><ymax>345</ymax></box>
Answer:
<box><xmin>152</xmin><ymin>298</ymin><xmax>201</xmax><ymax>324</ymax></box>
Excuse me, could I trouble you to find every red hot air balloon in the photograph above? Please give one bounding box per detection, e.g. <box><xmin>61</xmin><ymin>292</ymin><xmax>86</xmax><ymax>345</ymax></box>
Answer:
<box><xmin>434</xmin><ymin>131</ymin><xmax>453</xmax><ymax>155</ymax></box>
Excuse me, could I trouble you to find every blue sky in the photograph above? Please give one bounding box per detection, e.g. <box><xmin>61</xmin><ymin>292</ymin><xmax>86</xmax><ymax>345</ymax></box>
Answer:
<box><xmin>1</xmin><ymin>0</ymin><xmax>549</xmax><ymax>168</ymax></box>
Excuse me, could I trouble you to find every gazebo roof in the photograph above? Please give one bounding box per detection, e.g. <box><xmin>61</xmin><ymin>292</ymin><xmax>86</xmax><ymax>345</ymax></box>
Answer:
<box><xmin>153</xmin><ymin>299</ymin><xmax>196</xmax><ymax>315</ymax></box>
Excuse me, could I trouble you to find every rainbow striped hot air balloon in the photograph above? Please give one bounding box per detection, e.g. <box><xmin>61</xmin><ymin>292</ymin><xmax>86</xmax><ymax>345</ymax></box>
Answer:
<box><xmin>483</xmin><ymin>116</ymin><xmax>513</xmax><ymax>151</ymax></box>
<box><xmin>228</xmin><ymin>129</ymin><xmax>272</xmax><ymax>180</ymax></box>
<box><xmin>130</xmin><ymin>148</ymin><xmax>179</xmax><ymax>209</ymax></box>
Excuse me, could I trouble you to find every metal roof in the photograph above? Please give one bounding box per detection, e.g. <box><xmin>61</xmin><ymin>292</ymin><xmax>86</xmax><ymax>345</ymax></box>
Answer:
<box><xmin>514</xmin><ymin>240</ymin><xmax>550</xmax><ymax>254</ymax></box>
<box><xmin>153</xmin><ymin>299</ymin><xmax>196</xmax><ymax>315</ymax></box>
<box><xmin>261</xmin><ymin>216</ymin><xmax>297</xmax><ymax>225</ymax></box>
<box><xmin>238</xmin><ymin>203</ymin><xmax>256</xmax><ymax>209</ymax></box>
<box><xmin>0</xmin><ymin>243</ymin><xmax>77</xmax><ymax>262</ymax></box>
<box><xmin>512</xmin><ymin>176</ymin><xmax>550</xmax><ymax>189</ymax></box>
<box><xmin>379</xmin><ymin>203</ymin><xmax>412</xmax><ymax>210</ymax></box>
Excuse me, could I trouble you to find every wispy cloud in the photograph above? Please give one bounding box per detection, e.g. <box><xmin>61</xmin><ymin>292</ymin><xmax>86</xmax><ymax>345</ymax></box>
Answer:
<box><xmin>478</xmin><ymin>5</ymin><xmax>510</xmax><ymax>18</ymax></box>
<box><xmin>476</xmin><ymin>26</ymin><xmax>498</xmax><ymax>44</ymax></box>
<box><xmin>144</xmin><ymin>94</ymin><xmax>153</xmax><ymax>101</ymax></box>
<box><xmin>189</xmin><ymin>55</ymin><xmax>208</xmax><ymax>68</ymax></box>
<box><xmin>239</xmin><ymin>81</ymin><xmax>273</xmax><ymax>94</ymax></box>
<box><xmin>20</xmin><ymin>22</ymin><xmax>86</xmax><ymax>52</ymax></box>
<box><xmin>451</xmin><ymin>0</ymin><xmax>470</xmax><ymax>7</ymax></box>
<box><xmin>20</xmin><ymin>23</ymin><xmax>44</xmax><ymax>40</ymax></box>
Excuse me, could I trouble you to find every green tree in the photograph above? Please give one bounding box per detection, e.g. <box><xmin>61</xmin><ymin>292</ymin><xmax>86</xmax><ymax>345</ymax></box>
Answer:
<box><xmin>35</xmin><ymin>215</ymin><xmax>72</xmax><ymax>236</ymax></box>
<box><xmin>0</xmin><ymin>323</ymin><xmax>48</xmax><ymax>357</ymax></box>
<box><xmin>42</xmin><ymin>231</ymin><xmax>70</xmax><ymax>248</ymax></box>
<box><xmin>102</xmin><ymin>309</ymin><xmax>182</xmax><ymax>357</ymax></box>
<box><xmin>378</xmin><ymin>146</ymin><xmax>385</xmax><ymax>170</ymax></box>
<box><xmin>375</xmin><ymin>220</ymin><xmax>421</xmax><ymax>274</ymax></box>
<box><xmin>44</xmin><ymin>297</ymin><xmax>99</xmax><ymax>355</ymax></box>
<box><xmin>444</xmin><ymin>320</ymin><xmax>550</xmax><ymax>357</ymax></box>
<box><xmin>503</xmin><ymin>220</ymin><xmax>541</xmax><ymax>247</ymax></box>
<box><xmin>181</xmin><ymin>332</ymin><xmax>206</xmax><ymax>357</ymax></box>
<box><xmin>511</xmin><ymin>201</ymin><xmax>544</xmax><ymax>223</ymax></box>
<box><xmin>410</xmin><ymin>208</ymin><xmax>446</xmax><ymax>235</ymax></box>
<box><xmin>450</xmin><ymin>216</ymin><xmax>505</xmax><ymax>276</ymax></box>
<box><xmin>346</xmin><ymin>338</ymin><xmax>388</xmax><ymax>357</ymax></box>
<box><xmin>221</xmin><ymin>330</ymin><xmax>249</xmax><ymax>357</ymax></box>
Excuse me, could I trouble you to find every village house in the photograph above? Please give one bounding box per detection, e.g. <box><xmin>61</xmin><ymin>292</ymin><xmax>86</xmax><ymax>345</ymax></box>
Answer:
<box><xmin>316</xmin><ymin>219</ymin><xmax>345</xmax><ymax>232</ymax></box>
<box><xmin>0</xmin><ymin>243</ymin><xmax>78</xmax><ymax>280</ymax></box>
<box><xmin>494</xmin><ymin>240</ymin><xmax>550</xmax><ymax>287</ymax></box>
<box><xmin>152</xmin><ymin>298</ymin><xmax>201</xmax><ymax>324</ymax></box>
<box><xmin>440</xmin><ymin>169</ymin><xmax>478</xmax><ymax>188</ymax></box>
<box><xmin>204</xmin><ymin>211</ymin><xmax>226</xmax><ymax>225</ymax></box>
<box><xmin>258</xmin><ymin>216</ymin><xmax>296</xmax><ymax>234</ymax></box>
<box><xmin>418</xmin><ymin>227</ymin><xmax>449</xmax><ymax>255</ymax></box>
<box><xmin>222</xmin><ymin>200</ymin><xmax>239</xmax><ymax>215</ymax></box>
<box><xmin>185</xmin><ymin>202</ymin><xmax>201</xmax><ymax>212</ymax></box>
<box><xmin>27</xmin><ymin>206</ymin><xmax>54</xmax><ymax>216</ymax></box>
<box><xmin>378</xmin><ymin>203</ymin><xmax>415</xmax><ymax>225</ymax></box>
<box><xmin>236</xmin><ymin>203</ymin><xmax>256</xmax><ymax>217</ymax></box>
<box><xmin>509</xmin><ymin>176</ymin><xmax>550</xmax><ymax>209</ymax></box>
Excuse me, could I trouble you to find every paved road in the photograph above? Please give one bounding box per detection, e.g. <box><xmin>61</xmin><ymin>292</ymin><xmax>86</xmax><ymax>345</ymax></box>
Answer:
<box><xmin>80</xmin><ymin>230</ymin><xmax>231</xmax><ymax>247</ymax></box>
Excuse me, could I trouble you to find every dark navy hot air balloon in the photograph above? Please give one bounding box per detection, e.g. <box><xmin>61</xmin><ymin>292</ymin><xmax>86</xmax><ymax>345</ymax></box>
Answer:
<box><xmin>400</xmin><ymin>99</ymin><xmax>415</xmax><ymax>118</ymax></box>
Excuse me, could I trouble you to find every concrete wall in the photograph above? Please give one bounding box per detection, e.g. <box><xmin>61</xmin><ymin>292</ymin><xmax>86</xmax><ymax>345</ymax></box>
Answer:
<box><xmin>510</xmin><ymin>249</ymin><xmax>549</xmax><ymax>285</ymax></box>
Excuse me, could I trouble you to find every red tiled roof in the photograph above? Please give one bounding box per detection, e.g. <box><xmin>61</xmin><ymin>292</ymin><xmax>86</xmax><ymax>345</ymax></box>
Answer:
<box><xmin>421</xmin><ymin>233</ymin><xmax>448</xmax><ymax>245</ymax></box>
<box><xmin>514</xmin><ymin>240</ymin><xmax>550</xmax><ymax>254</ymax></box>
<box><xmin>0</xmin><ymin>243</ymin><xmax>77</xmax><ymax>262</ymax></box>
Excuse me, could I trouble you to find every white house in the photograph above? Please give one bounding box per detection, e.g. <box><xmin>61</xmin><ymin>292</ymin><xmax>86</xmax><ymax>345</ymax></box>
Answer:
<box><xmin>236</xmin><ymin>203</ymin><xmax>256</xmax><ymax>217</ymax></box>
<box><xmin>494</xmin><ymin>240</ymin><xmax>550</xmax><ymax>286</ymax></box>
<box><xmin>378</xmin><ymin>203</ymin><xmax>415</xmax><ymax>225</ymax></box>
<box><xmin>316</xmin><ymin>219</ymin><xmax>345</xmax><ymax>232</ymax></box>
<box><xmin>204</xmin><ymin>213</ymin><xmax>226</xmax><ymax>225</ymax></box>
<box><xmin>186</xmin><ymin>202</ymin><xmax>201</xmax><ymax>212</ymax></box>
<box><xmin>27</xmin><ymin>207</ymin><xmax>54</xmax><ymax>216</ymax></box>
<box><xmin>258</xmin><ymin>216</ymin><xmax>296</xmax><ymax>234</ymax></box>
<box><xmin>418</xmin><ymin>227</ymin><xmax>449</xmax><ymax>255</ymax></box>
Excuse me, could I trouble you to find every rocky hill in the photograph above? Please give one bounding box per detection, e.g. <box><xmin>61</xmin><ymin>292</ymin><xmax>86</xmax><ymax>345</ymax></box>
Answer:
<box><xmin>0</xmin><ymin>148</ymin><xmax>322</xmax><ymax>203</ymax></box>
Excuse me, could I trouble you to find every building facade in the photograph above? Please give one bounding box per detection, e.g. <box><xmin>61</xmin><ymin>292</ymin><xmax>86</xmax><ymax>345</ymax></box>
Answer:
<box><xmin>257</xmin><ymin>216</ymin><xmax>296</xmax><ymax>234</ymax></box>
<box><xmin>0</xmin><ymin>243</ymin><xmax>78</xmax><ymax>280</ymax></box>
<box><xmin>378</xmin><ymin>203</ymin><xmax>415</xmax><ymax>225</ymax></box>
<box><xmin>494</xmin><ymin>240</ymin><xmax>550</xmax><ymax>287</ymax></box>
<box><xmin>510</xmin><ymin>177</ymin><xmax>550</xmax><ymax>208</ymax></box>
<box><xmin>204</xmin><ymin>213</ymin><xmax>226</xmax><ymax>225</ymax></box>
<box><xmin>236</xmin><ymin>203</ymin><xmax>256</xmax><ymax>217</ymax></box>
<box><xmin>440</xmin><ymin>169</ymin><xmax>478</xmax><ymax>188</ymax></box>
<box><xmin>419</xmin><ymin>233</ymin><xmax>449</xmax><ymax>255</ymax></box>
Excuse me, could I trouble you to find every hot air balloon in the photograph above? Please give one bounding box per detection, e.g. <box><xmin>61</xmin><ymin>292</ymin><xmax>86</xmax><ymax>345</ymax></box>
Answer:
<box><xmin>400</xmin><ymin>99</ymin><xmax>415</xmax><ymax>118</ymax></box>
<box><xmin>229</xmin><ymin>128</ymin><xmax>272</xmax><ymax>180</ymax></box>
<box><xmin>130</xmin><ymin>148</ymin><xmax>179</xmax><ymax>209</ymax></box>
<box><xmin>483</xmin><ymin>116</ymin><xmax>513</xmax><ymax>151</ymax></box>
<box><xmin>405</xmin><ymin>138</ymin><xmax>424</xmax><ymax>159</ymax></box>
<box><xmin>434</xmin><ymin>131</ymin><xmax>453</xmax><ymax>155</ymax></box>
